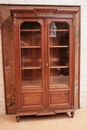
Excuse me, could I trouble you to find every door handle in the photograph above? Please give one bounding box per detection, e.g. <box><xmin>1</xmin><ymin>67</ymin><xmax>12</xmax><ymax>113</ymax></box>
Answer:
<box><xmin>43</xmin><ymin>63</ymin><xmax>49</xmax><ymax>67</ymax></box>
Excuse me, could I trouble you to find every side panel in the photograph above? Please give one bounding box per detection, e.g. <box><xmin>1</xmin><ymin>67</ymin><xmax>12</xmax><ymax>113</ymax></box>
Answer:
<box><xmin>1</xmin><ymin>6</ymin><xmax>15</xmax><ymax>114</ymax></box>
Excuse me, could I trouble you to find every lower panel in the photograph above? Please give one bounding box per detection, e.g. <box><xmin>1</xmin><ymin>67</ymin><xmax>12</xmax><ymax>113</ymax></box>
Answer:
<box><xmin>49</xmin><ymin>90</ymin><xmax>70</xmax><ymax>107</ymax></box>
<box><xmin>21</xmin><ymin>92</ymin><xmax>44</xmax><ymax>109</ymax></box>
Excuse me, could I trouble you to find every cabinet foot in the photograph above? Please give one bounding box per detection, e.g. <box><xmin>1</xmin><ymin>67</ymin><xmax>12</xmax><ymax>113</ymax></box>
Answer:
<box><xmin>16</xmin><ymin>116</ymin><xmax>20</xmax><ymax>122</ymax></box>
<box><xmin>70</xmin><ymin>112</ymin><xmax>75</xmax><ymax>118</ymax></box>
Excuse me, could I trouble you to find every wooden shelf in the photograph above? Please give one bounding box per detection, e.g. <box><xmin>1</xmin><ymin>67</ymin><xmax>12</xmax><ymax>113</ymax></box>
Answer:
<box><xmin>50</xmin><ymin>66</ymin><xmax>68</xmax><ymax>69</ymax></box>
<box><xmin>21</xmin><ymin>66</ymin><xmax>41</xmax><ymax>70</ymax></box>
<box><xmin>50</xmin><ymin>58</ymin><xmax>59</xmax><ymax>62</ymax></box>
<box><xmin>50</xmin><ymin>46</ymin><xmax>68</xmax><ymax>48</ymax></box>
<box><xmin>20</xmin><ymin>29</ymin><xmax>40</xmax><ymax>32</ymax></box>
<box><xmin>21</xmin><ymin>46</ymin><xmax>41</xmax><ymax>48</ymax></box>
<box><xmin>21</xmin><ymin>46</ymin><xmax>68</xmax><ymax>48</ymax></box>
<box><xmin>49</xmin><ymin>29</ymin><xmax>68</xmax><ymax>32</ymax></box>
<box><xmin>21</xmin><ymin>58</ymin><xmax>41</xmax><ymax>62</ymax></box>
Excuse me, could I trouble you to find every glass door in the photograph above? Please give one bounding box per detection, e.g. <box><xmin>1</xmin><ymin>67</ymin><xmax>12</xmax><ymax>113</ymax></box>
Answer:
<box><xmin>45</xmin><ymin>19</ymin><xmax>74</xmax><ymax>108</ymax></box>
<box><xmin>20</xmin><ymin>21</ymin><xmax>43</xmax><ymax>89</ymax></box>
<box><xmin>49</xmin><ymin>21</ymin><xmax>69</xmax><ymax>88</ymax></box>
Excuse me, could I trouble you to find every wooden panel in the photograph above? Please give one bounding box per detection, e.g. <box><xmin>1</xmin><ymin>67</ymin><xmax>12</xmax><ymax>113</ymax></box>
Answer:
<box><xmin>21</xmin><ymin>92</ymin><xmax>43</xmax><ymax>108</ymax></box>
<box><xmin>49</xmin><ymin>91</ymin><xmax>70</xmax><ymax>106</ymax></box>
<box><xmin>1</xmin><ymin>6</ymin><xmax>15</xmax><ymax>113</ymax></box>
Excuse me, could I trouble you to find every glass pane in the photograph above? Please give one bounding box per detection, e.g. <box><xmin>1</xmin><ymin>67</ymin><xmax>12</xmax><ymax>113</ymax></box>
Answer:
<box><xmin>20</xmin><ymin>22</ymin><xmax>41</xmax><ymax>47</ymax></box>
<box><xmin>20</xmin><ymin>22</ymin><xmax>42</xmax><ymax>89</ymax></box>
<box><xmin>21</xmin><ymin>69</ymin><xmax>42</xmax><ymax>88</ymax></box>
<box><xmin>49</xmin><ymin>22</ymin><xmax>69</xmax><ymax>87</ymax></box>
<box><xmin>21</xmin><ymin>48</ymin><xmax>41</xmax><ymax>67</ymax></box>
<box><xmin>20</xmin><ymin>22</ymin><xmax>41</xmax><ymax>29</ymax></box>
<box><xmin>49</xmin><ymin>68</ymin><xmax>69</xmax><ymax>87</ymax></box>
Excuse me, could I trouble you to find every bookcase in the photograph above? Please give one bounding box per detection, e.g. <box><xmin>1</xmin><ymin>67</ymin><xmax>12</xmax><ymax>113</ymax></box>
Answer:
<box><xmin>11</xmin><ymin>8</ymin><xmax>78</xmax><ymax>122</ymax></box>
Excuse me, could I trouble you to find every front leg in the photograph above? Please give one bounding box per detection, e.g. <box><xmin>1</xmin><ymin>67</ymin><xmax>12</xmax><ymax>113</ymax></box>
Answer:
<box><xmin>16</xmin><ymin>116</ymin><xmax>20</xmax><ymax>122</ymax></box>
<box><xmin>70</xmin><ymin>112</ymin><xmax>75</xmax><ymax>118</ymax></box>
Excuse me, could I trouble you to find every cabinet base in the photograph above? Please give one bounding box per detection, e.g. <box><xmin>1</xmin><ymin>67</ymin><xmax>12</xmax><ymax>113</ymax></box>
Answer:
<box><xmin>16</xmin><ymin>109</ymin><xmax>75</xmax><ymax>122</ymax></box>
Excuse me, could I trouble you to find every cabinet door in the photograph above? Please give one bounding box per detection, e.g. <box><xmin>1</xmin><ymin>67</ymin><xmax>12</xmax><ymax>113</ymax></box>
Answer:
<box><xmin>45</xmin><ymin>19</ymin><xmax>74</xmax><ymax>107</ymax></box>
<box><xmin>16</xmin><ymin>19</ymin><xmax>45</xmax><ymax>109</ymax></box>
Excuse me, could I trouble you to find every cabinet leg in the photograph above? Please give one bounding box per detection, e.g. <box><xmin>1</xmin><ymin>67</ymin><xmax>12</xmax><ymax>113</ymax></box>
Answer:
<box><xmin>70</xmin><ymin>112</ymin><xmax>75</xmax><ymax>118</ymax></box>
<box><xmin>16</xmin><ymin>116</ymin><xmax>20</xmax><ymax>122</ymax></box>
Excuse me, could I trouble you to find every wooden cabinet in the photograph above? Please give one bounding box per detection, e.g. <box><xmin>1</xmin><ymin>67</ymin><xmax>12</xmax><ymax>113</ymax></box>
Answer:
<box><xmin>11</xmin><ymin>8</ymin><xmax>78</xmax><ymax>122</ymax></box>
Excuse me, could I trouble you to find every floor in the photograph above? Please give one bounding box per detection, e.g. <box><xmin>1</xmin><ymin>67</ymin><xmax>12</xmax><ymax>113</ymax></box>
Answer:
<box><xmin>0</xmin><ymin>108</ymin><xmax>87</xmax><ymax>130</ymax></box>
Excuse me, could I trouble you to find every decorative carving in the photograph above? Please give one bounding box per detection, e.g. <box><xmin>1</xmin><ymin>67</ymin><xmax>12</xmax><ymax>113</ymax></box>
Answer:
<box><xmin>73</xmin><ymin>17</ymin><xmax>76</xmax><ymax>26</ymax></box>
<box><xmin>18</xmin><ymin>20</ymin><xmax>24</xmax><ymax>26</ymax></box>
<box><xmin>37</xmin><ymin>13</ymin><xmax>53</xmax><ymax>17</ymax></box>
<box><xmin>37</xmin><ymin>20</ymin><xmax>43</xmax><ymax>26</ymax></box>
<box><xmin>66</xmin><ymin>20</ymin><xmax>71</xmax><ymax>26</ymax></box>
<box><xmin>13</xmin><ymin>18</ymin><xmax>16</xmax><ymax>26</ymax></box>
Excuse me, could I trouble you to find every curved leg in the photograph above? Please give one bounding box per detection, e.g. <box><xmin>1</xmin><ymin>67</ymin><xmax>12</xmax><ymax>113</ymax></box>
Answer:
<box><xmin>70</xmin><ymin>112</ymin><xmax>75</xmax><ymax>118</ymax></box>
<box><xmin>16</xmin><ymin>116</ymin><xmax>20</xmax><ymax>122</ymax></box>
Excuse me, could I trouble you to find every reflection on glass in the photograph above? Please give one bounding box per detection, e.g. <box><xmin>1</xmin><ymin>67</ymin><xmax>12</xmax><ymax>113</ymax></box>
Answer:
<box><xmin>49</xmin><ymin>22</ymin><xmax>69</xmax><ymax>87</ymax></box>
<box><xmin>50</xmin><ymin>22</ymin><xmax>57</xmax><ymax>37</ymax></box>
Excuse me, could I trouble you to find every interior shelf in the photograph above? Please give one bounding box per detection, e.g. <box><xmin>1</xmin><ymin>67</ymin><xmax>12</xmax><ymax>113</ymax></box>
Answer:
<box><xmin>21</xmin><ymin>46</ymin><xmax>41</xmax><ymax>48</ymax></box>
<box><xmin>49</xmin><ymin>29</ymin><xmax>68</xmax><ymax>32</ymax></box>
<box><xmin>50</xmin><ymin>66</ymin><xmax>69</xmax><ymax>69</ymax></box>
<box><xmin>50</xmin><ymin>46</ymin><xmax>69</xmax><ymax>48</ymax></box>
<box><xmin>20</xmin><ymin>29</ymin><xmax>41</xmax><ymax>32</ymax></box>
<box><xmin>21</xmin><ymin>66</ymin><xmax>41</xmax><ymax>70</ymax></box>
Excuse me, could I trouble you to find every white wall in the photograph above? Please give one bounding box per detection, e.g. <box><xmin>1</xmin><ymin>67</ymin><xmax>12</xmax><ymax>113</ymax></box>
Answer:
<box><xmin>0</xmin><ymin>0</ymin><xmax>87</xmax><ymax>5</ymax></box>
<box><xmin>80</xmin><ymin>6</ymin><xmax>87</xmax><ymax>107</ymax></box>
<box><xmin>0</xmin><ymin>0</ymin><xmax>87</xmax><ymax>113</ymax></box>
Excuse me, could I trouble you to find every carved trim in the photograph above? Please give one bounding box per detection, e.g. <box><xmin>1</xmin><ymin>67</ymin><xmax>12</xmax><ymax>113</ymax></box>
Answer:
<box><xmin>72</xmin><ymin>14</ymin><xmax>76</xmax><ymax>26</ymax></box>
<box><xmin>73</xmin><ymin>17</ymin><xmax>76</xmax><ymax>26</ymax></box>
<box><xmin>13</xmin><ymin>18</ymin><xmax>16</xmax><ymax>26</ymax></box>
<box><xmin>18</xmin><ymin>20</ymin><xmax>24</xmax><ymax>26</ymax></box>
<box><xmin>37</xmin><ymin>20</ymin><xmax>43</xmax><ymax>25</ymax></box>
<box><xmin>13</xmin><ymin>13</ymin><xmax>17</xmax><ymax>17</ymax></box>
<box><xmin>37</xmin><ymin>13</ymin><xmax>53</xmax><ymax>17</ymax></box>
<box><xmin>47</xmin><ymin>20</ymin><xmax>52</xmax><ymax>26</ymax></box>
<box><xmin>66</xmin><ymin>20</ymin><xmax>71</xmax><ymax>26</ymax></box>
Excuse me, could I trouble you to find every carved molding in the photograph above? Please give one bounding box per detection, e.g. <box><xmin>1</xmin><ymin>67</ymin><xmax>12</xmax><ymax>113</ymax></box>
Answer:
<box><xmin>37</xmin><ymin>13</ymin><xmax>53</xmax><ymax>17</ymax></box>
<box><xmin>13</xmin><ymin>18</ymin><xmax>16</xmax><ymax>26</ymax></box>
<box><xmin>18</xmin><ymin>20</ymin><xmax>24</xmax><ymax>26</ymax></box>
